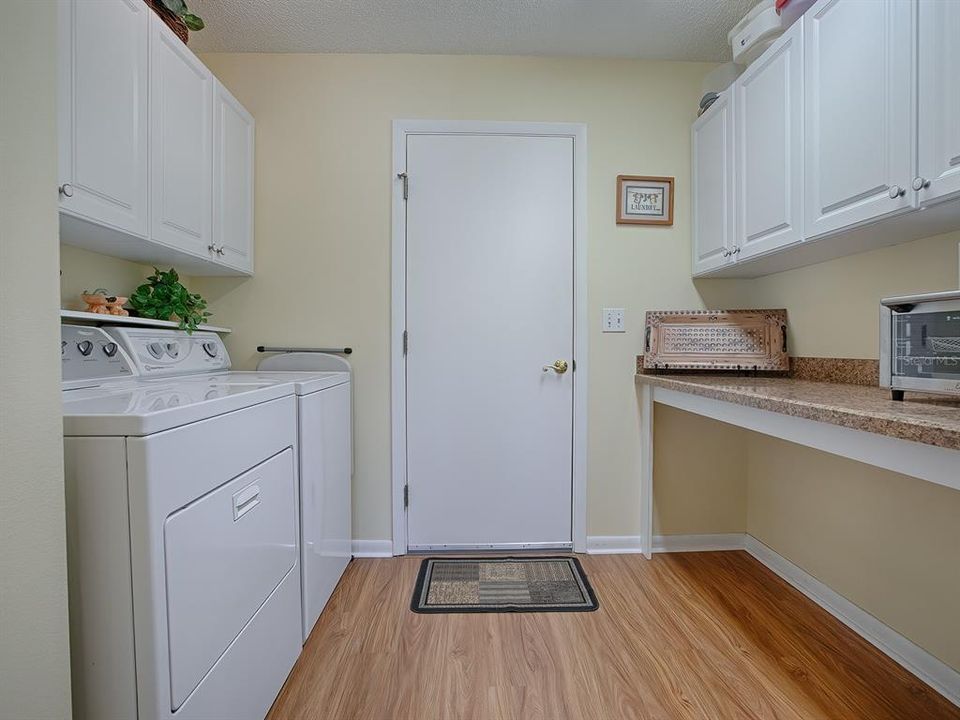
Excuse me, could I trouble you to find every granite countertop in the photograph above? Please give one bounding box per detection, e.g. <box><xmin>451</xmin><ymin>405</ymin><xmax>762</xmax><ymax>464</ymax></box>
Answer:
<box><xmin>635</xmin><ymin>374</ymin><xmax>960</xmax><ymax>451</ymax></box>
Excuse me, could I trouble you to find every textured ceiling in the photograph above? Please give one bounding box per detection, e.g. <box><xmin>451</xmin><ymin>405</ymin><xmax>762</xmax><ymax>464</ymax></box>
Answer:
<box><xmin>187</xmin><ymin>0</ymin><xmax>753</xmax><ymax>61</ymax></box>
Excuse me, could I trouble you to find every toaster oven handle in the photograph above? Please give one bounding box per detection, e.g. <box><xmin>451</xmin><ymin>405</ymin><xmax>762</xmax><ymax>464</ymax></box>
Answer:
<box><xmin>781</xmin><ymin>325</ymin><xmax>787</xmax><ymax>353</ymax></box>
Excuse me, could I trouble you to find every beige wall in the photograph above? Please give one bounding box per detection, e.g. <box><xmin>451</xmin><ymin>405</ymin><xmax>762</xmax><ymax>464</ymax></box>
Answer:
<box><xmin>747</xmin><ymin>436</ymin><xmax>960</xmax><ymax>671</ymax></box>
<box><xmin>698</xmin><ymin>230</ymin><xmax>960</xmax><ymax>357</ymax></box>
<box><xmin>653</xmin><ymin>405</ymin><xmax>746</xmax><ymax>535</ymax></box>
<box><xmin>59</xmin><ymin>245</ymin><xmax>152</xmax><ymax>311</ymax></box>
<box><xmin>191</xmin><ymin>53</ymin><xmax>716</xmax><ymax>540</ymax></box>
<box><xmin>0</xmin><ymin>2</ymin><xmax>73</xmax><ymax>717</ymax></box>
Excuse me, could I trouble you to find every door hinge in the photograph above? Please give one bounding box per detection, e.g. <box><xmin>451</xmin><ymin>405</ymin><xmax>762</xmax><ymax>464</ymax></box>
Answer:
<box><xmin>402</xmin><ymin>330</ymin><xmax>408</xmax><ymax>355</ymax></box>
<box><xmin>397</xmin><ymin>172</ymin><xmax>408</xmax><ymax>200</ymax></box>
<box><xmin>403</xmin><ymin>484</ymin><xmax>409</xmax><ymax>508</ymax></box>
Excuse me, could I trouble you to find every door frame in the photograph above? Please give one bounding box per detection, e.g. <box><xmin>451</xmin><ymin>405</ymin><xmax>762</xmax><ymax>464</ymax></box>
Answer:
<box><xmin>391</xmin><ymin>119</ymin><xmax>588</xmax><ymax>555</ymax></box>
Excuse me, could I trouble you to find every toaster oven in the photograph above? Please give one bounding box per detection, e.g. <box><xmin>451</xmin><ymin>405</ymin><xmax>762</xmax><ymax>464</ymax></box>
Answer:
<box><xmin>880</xmin><ymin>290</ymin><xmax>960</xmax><ymax>400</ymax></box>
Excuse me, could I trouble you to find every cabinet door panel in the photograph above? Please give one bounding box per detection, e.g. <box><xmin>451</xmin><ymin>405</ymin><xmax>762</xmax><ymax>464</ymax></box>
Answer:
<box><xmin>917</xmin><ymin>0</ymin><xmax>960</xmax><ymax>206</ymax></box>
<box><xmin>213</xmin><ymin>82</ymin><xmax>255</xmax><ymax>274</ymax></box>
<box><xmin>58</xmin><ymin>0</ymin><xmax>149</xmax><ymax>237</ymax></box>
<box><xmin>150</xmin><ymin>16</ymin><xmax>213</xmax><ymax>256</ymax></box>
<box><xmin>804</xmin><ymin>0</ymin><xmax>914</xmax><ymax>238</ymax></box>
<box><xmin>692</xmin><ymin>91</ymin><xmax>735</xmax><ymax>276</ymax></box>
<box><xmin>736</xmin><ymin>19</ymin><xmax>803</xmax><ymax>260</ymax></box>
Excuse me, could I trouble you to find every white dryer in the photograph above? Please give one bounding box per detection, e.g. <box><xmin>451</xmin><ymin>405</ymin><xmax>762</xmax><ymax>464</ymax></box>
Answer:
<box><xmin>62</xmin><ymin>325</ymin><xmax>302</xmax><ymax>720</ymax></box>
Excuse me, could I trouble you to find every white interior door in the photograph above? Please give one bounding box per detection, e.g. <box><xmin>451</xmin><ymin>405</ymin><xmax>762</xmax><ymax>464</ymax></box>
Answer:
<box><xmin>404</xmin><ymin>133</ymin><xmax>574</xmax><ymax>550</ymax></box>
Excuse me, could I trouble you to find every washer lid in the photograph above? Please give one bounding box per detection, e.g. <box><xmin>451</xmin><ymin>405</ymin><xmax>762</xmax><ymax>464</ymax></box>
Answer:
<box><xmin>209</xmin><ymin>370</ymin><xmax>350</xmax><ymax>395</ymax></box>
<box><xmin>258</xmin><ymin>352</ymin><xmax>351</xmax><ymax>374</ymax></box>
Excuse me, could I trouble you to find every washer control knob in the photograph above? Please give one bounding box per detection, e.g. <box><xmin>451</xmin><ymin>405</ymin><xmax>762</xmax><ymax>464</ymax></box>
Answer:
<box><xmin>202</xmin><ymin>341</ymin><xmax>219</xmax><ymax>358</ymax></box>
<box><xmin>147</xmin><ymin>342</ymin><xmax>165</xmax><ymax>359</ymax></box>
<box><xmin>103</xmin><ymin>342</ymin><xmax>118</xmax><ymax>357</ymax></box>
<box><xmin>77</xmin><ymin>340</ymin><xmax>94</xmax><ymax>356</ymax></box>
<box><xmin>165</xmin><ymin>342</ymin><xmax>180</xmax><ymax>358</ymax></box>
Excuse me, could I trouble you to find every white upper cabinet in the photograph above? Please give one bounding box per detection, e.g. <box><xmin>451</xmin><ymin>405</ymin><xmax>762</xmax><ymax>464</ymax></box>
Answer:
<box><xmin>803</xmin><ymin>0</ymin><xmax>915</xmax><ymax>239</ymax></box>
<box><xmin>213</xmin><ymin>82</ymin><xmax>255</xmax><ymax>274</ymax></box>
<box><xmin>734</xmin><ymin>19</ymin><xmax>804</xmax><ymax>261</ymax></box>
<box><xmin>58</xmin><ymin>4</ymin><xmax>254</xmax><ymax>276</ymax></box>
<box><xmin>149</xmin><ymin>15</ymin><xmax>214</xmax><ymax>258</ymax></box>
<box><xmin>58</xmin><ymin>0</ymin><xmax>149</xmax><ymax>238</ymax></box>
<box><xmin>692</xmin><ymin>90</ymin><xmax>736</xmax><ymax>275</ymax></box>
<box><xmin>916</xmin><ymin>0</ymin><xmax>960</xmax><ymax>206</ymax></box>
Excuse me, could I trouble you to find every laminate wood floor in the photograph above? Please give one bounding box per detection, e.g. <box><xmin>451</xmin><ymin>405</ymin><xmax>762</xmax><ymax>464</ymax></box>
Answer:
<box><xmin>268</xmin><ymin>552</ymin><xmax>959</xmax><ymax>720</ymax></box>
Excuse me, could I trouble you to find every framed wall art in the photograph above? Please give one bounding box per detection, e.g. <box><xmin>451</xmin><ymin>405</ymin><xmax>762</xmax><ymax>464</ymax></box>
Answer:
<box><xmin>616</xmin><ymin>175</ymin><xmax>674</xmax><ymax>226</ymax></box>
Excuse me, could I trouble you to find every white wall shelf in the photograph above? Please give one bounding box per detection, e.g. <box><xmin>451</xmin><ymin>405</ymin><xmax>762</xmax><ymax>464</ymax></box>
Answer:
<box><xmin>60</xmin><ymin>309</ymin><xmax>231</xmax><ymax>334</ymax></box>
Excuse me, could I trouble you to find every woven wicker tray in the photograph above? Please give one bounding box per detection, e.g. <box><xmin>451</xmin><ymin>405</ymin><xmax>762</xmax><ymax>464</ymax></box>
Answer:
<box><xmin>643</xmin><ymin>309</ymin><xmax>789</xmax><ymax>372</ymax></box>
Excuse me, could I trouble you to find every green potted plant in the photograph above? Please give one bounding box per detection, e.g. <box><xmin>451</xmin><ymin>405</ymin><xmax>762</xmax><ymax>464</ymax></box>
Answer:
<box><xmin>129</xmin><ymin>268</ymin><xmax>212</xmax><ymax>334</ymax></box>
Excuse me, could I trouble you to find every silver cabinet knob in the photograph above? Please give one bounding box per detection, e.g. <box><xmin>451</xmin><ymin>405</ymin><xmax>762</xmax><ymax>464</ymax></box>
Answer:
<box><xmin>208</xmin><ymin>244</ymin><xmax>216</xmax><ymax>253</ymax></box>
<box><xmin>732</xmin><ymin>246</ymin><xmax>741</xmax><ymax>255</ymax></box>
<box><xmin>721</xmin><ymin>248</ymin><xmax>731</xmax><ymax>258</ymax></box>
<box><xmin>912</xmin><ymin>177</ymin><xmax>931</xmax><ymax>191</ymax></box>
<box><xmin>216</xmin><ymin>246</ymin><xmax>225</xmax><ymax>256</ymax></box>
<box><xmin>59</xmin><ymin>183</ymin><xmax>74</xmax><ymax>198</ymax></box>
<box><xmin>888</xmin><ymin>184</ymin><xmax>906</xmax><ymax>199</ymax></box>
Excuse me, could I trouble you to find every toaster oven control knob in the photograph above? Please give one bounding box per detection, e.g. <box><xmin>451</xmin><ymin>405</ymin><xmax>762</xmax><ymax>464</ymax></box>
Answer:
<box><xmin>147</xmin><ymin>342</ymin><xmax>165</xmax><ymax>359</ymax></box>
<box><xmin>102</xmin><ymin>342</ymin><xmax>118</xmax><ymax>358</ymax></box>
<box><xmin>888</xmin><ymin>184</ymin><xmax>906</xmax><ymax>199</ymax></box>
<box><xmin>912</xmin><ymin>177</ymin><xmax>931</xmax><ymax>191</ymax></box>
<box><xmin>202</xmin><ymin>341</ymin><xmax>219</xmax><ymax>358</ymax></box>
<box><xmin>77</xmin><ymin>340</ymin><xmax>94</xmax><ymax>356</ymax></box>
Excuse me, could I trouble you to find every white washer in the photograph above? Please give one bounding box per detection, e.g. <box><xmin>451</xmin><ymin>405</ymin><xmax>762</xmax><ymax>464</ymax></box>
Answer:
<box><xmin>62</xmin><ymin>325</ymin><xmax>303</xmax><ymax>720</ymax></box>
<box><xmin>257</xmin><ymin>352</ymin><xmax>353</xmax><ymax>641</ymax></box>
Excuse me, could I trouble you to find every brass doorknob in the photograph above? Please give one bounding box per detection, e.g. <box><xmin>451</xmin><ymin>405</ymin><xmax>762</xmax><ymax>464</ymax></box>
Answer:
<box><xmin>543</xmin><ymin>359</ymin><xmax>569</xmax><ymax>374</ymax></box>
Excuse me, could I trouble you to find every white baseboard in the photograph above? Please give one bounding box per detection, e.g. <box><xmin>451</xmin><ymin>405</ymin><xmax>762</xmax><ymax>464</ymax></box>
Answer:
<box><xmin>587</xmin><ymin>533</ymin><xmax>745</xmax><ymax>555</ymax></box>
<box><xmin>652</xmin><ymin>533</ymin><xmax>746</xmax><ymax>553</ymax></box>
<box><xmin>744</xmin><ymin>535</ymin><xmax>960</xmax><ymax>708</ymax></box>
<box><xmin>585</xmin><ymin>535</ymin><xmax>644</xmax><ymax>555</ymax></box>
<box><xmin>351</xmin><ymin>539</ymin><xmax>393</xmax><ymax>558</ymax></box>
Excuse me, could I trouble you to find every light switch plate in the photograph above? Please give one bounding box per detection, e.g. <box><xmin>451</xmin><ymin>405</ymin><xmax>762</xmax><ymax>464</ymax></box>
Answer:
<box><xmin>602</xmin><ymin>308</ymin><xmax>625</xmax><ymax>333</ymax></box>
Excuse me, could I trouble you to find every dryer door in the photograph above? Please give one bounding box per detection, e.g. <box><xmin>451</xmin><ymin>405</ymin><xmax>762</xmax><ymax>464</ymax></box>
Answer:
<box><xmin>164</xmin><ymin>448</ymin><xmax>297</xmax><ymax>711</ymax></box>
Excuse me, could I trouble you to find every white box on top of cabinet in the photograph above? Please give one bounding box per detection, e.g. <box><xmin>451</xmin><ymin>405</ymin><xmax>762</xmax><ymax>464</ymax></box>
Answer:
<box><xmin>58</xmin><ymin>0</ymin><xmax>254</xmax><ymax>276</ymax></box>
<box><xmin>692</xmin><ymin>0</ymin><xmax>960</xmax><ymax>279</ymax></box>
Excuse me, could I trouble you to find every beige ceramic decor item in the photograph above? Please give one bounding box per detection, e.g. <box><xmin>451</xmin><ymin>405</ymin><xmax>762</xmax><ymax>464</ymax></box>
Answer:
<box><xmin>81</xmin><ymin>291</ymin><xmax>129</xmax><ymax>316</ymax></box>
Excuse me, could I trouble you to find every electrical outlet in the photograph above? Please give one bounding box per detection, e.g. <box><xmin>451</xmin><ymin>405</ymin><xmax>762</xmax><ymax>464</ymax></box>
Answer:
<box><xmin>602</xmin><ymin>308</ymin><xmax>625</xmax><ymax>333</ymax></box>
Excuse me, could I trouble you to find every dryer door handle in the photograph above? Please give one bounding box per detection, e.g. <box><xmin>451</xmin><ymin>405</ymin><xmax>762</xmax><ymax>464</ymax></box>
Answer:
<box><xmin>232</xmin><ymin>483</ymin><xmax>261</xmax><ymax>521</ymax></box>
